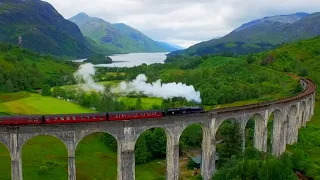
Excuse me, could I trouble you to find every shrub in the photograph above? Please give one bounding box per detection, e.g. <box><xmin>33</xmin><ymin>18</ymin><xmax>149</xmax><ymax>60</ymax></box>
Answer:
<box><xmin>187</xmin><ymin>157</ymin><xmax>198</xmax><ymax>169</ymax></box>
<box><xmin>38</xmin><ymin>166</ymin><xmax>49</xmax><ymax>174</ymax></box>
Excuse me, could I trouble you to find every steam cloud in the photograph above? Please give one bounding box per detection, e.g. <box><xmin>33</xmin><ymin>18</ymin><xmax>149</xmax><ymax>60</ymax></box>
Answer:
<box><xmin>74</xmin><ymin>63</ymin><xmax>105</xmax><ymax>92</ymax></box>
<box><xmin>112</xmin><ymin>74</ymin><xmax>202</xmax><ymax>103</ymax></box>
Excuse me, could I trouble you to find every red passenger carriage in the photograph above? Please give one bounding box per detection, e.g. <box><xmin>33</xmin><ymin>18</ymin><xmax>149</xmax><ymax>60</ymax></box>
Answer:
<box><xmin>44</xmin><ymin>113</ymin><xmax>106</xmax><ymax>124</ymax></box>
<box><xmin>0</xmin><ymin>115</ymin><xmax>43</xmax><ymax>125</ymax></box>
<box><xmin>108</xmin><ymin>110</ymin><xmax>163</xmax><ymax>121</ymax></box>
<box><xmin>0</xmin><ymin>107</ymin><xmax>204</xmax><ymax>125</ymax></box>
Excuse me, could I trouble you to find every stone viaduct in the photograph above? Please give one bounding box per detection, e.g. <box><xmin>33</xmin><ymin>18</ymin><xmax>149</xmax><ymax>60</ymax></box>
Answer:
<box><xmin>0</xmin><ymin>78</ymin><xmax>317</xmax><ymax>180</ymax></box>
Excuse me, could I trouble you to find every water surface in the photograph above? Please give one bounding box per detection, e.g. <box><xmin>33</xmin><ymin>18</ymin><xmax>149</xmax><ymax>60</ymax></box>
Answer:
<box><xmin>73</xmin><ymin>52</ymin><xmax>168</xmax><ymax>68</ymax></box>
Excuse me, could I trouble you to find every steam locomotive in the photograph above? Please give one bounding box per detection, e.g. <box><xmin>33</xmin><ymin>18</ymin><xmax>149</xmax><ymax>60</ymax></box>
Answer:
<box><xmin>0</xmin><ymin>106</ymin><xmax>205</xmax><ymax>126</ymax></box>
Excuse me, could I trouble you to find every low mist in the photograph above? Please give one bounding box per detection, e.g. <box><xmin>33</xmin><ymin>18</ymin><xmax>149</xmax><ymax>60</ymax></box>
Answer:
<box><xmin>112</xmin><ymin>74</ymin><xmax>202</xmax><ymax>103</ymax></box>
<box><xmin>73</xmin><ymin>63</ymin><xmax>105</xmax><ymax>92</ymax></box>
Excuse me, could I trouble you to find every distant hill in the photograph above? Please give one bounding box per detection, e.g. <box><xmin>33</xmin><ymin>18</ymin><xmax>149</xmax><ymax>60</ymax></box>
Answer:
<box><xmin>168</xmin><ymin>12</ymin><xmax>320</xmax><ymax>58</ymax></box>
<box><xmin>234</xmin><ymin>12</ymin><xmax>309</xmax><ymax>32</ymax></box>
<box><xmin>155</xmin><ymin>41</ymin><xmax>185</xmax><ymax>51</ymax></box>
<box><xmin>0</xmin><ymin>0</ymin><xmax>98</xmax><ymax>58</ymax></box>
<box><xmin>69</xmin><ymin>13</ymin><xmax>180</xmax><ymax>53</ymax></box>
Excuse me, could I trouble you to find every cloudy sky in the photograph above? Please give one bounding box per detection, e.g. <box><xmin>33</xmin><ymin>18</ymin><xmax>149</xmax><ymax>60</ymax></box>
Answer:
<box><xmin>44</xmin><ymin>0</ymin><xmax>320</xmax><ymax>48</ymax></box>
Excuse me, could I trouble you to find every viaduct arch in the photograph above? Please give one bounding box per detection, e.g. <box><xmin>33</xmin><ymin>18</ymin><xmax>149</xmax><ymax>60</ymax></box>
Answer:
<box><xmin>0</xmin><ymin>78</ymin><xmax>317</xmax><ymax>180</ymax></box>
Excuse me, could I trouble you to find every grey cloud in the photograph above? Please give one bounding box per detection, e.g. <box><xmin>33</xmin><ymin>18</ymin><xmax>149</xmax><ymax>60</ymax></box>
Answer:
<box><xmin>44</xmin><ymin>0</ymin><xmax>320</xmax><ymax>48</ymax></box>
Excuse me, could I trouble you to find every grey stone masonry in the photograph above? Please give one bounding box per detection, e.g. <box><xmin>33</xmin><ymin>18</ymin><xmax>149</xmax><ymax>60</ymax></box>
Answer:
<box><xmin>0</xmin><ymin>78</ymin><xmax>316</xmax><ymax>180</ymax></box>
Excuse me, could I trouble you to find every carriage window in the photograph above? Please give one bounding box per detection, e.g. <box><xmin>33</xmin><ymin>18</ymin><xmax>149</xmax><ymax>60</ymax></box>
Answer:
<box><xmin>116</xmin><ymin>114</ymin><xmax>120</xmax><ymax>118</ymax></box>
<box><xmin>66</xmin><ymin>117</ymin><xmax>70</xmax><ymax>120</ymax></box>
<box><xmin>147</xmin><ymin>113</ymin><xmax>151</xmax><ymax>116</ymax></box>
<box><xmin>81</xmin><ymin>116</ymin><xmax>85</xmax><ymax>120</ymax></box>
<box><xmin>54</xmin><ymin>117</ymin><xmax>58</xmax><ymax>121</ymax></box>
<box><xmin>93</xmin><ymin>116</ymin><xmax>96</xmax><ymax>119</ymax></box>
<box><xmin>72</xmin><ymin>117</ymin><xmax>76</xmax><ymax>120</ymax></box>
<box><xmin>152</xmin><ymin>112</ymin><xmax>157</xmax><ymax>115</ymax></box>
<box><xmin>121</xmin><ymin>114</ymin><xmax>126</xmax><ymax>118</ymax></box>
<box><xmin>141</xmin><ymin>113</ymin><xmax>145</xmax><ymax>116</ymax></box>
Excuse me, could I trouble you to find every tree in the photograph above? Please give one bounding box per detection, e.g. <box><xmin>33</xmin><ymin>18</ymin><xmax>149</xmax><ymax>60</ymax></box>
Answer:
<box><xmin>84</xmin><ymin>54</ymin><xmax>112</xmax><ymax>64</ymax></box>
<box><xmin>5</xmin><ymin>79</ymin><xmax>14</xmax><ymax>92</ymax></box>
<box><xmin>135</xmin><ymin>134</ymin><xmax>151</xmax><ymax>164</ymax></box>
<box><xmin>216</xmin><ymin>121</ymin><xmax>242</xmax><ymax>166</ymax></box>
<box><xmin>41</xmin><ymin>84</ymin><xmax>51</xmax><ymax>96</ymax></box>
<box><xmin>145</xmin><ymin>129</ymin><xmax>167</xmax><ymax>158</ymax></box>
<box><xmin>99</xmin><ymin>134</ymin><xmax>117</xmax><ymax>152</ymax></box>
<box><xmin>135</xmin><ymin>97</ymin><xmax>142</xmax><ymax>110</ymax></box>
<box><xmin>246</xmin><ymin>54</ymin><xmax>255</xmax><ymax>64</ymax></box>
<box><xmin>299</xmin><ymin>68</ymin><xmax>309</xmax><ymax>77</ymax></box>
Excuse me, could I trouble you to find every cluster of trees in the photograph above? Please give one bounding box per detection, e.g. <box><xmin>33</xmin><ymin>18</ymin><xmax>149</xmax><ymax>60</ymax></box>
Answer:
<box><xmin>213</xmin><ymin>145</ymin><xmax>320</xmax><ymax>180</ymax></box>
<box><xmin>0</xmin><ymin>43</ymin><xmax>76</xmax><ymax>93</ymax></box>
<box><xmin>213</xmin><ymin>148</ymin><xmax>297</xmax><ymax>180</ymax></box>
<box><xmin>216</xmin><ymin>121</ymin><xmax>243</xmax><ymax>167</ymax></box>
<box><xmin>84</xmin><ymin>54</ymin><xmax>112</xmax><ymax>64</ymax></box>
<box><xmin>51</xmin><ymin>86</ymin><xmax>126</xmax><ymax>112</ymax></box>
<box><xmin>98</xmin><ymin>55</ymin><xmax>298</xmax><ymax>106</ymax></box>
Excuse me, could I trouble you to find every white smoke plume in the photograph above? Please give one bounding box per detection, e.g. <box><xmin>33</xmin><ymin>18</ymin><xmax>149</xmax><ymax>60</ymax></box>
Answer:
<box><xmin>112</xmin><ymin>74</ymin><xmax>202</xmax><ymax>103</ymax></box>
<box><xmin>74</xmin><ymin>63</ymin><xmax>105</xmax><ymax>92</ymax></box>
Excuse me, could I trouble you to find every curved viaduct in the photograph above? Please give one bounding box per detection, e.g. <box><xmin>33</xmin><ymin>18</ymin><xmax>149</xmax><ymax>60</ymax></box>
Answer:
<box><xmin>0</xmin><ymin>78</ymin><xmax>317</xmax><ymax>180</ymax></box>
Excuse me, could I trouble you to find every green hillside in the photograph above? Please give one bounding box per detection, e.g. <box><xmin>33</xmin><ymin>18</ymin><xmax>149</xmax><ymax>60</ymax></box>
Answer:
<box><xmin>0</xmin><ymin>43</ymin><xmax>75</xmax><ymax>93</ymax></box>
<box><xmin>69</xmin><ymin>13</ymin><xmax>176</xmax><ymax>53</ymax></box>
<box><xmin>252</xmin><ymin>35</ymin><xmax>320</xmax><ymax>91</ymax></box>
<box><xmin>0</xmin><ymin>0</ymin><xmax>99</xmax><ymax>58</ymax></box>
<box><xmin>168</xmin><ymin>12</ymin><xmax>320</xmax><ymax>57</ymax></box>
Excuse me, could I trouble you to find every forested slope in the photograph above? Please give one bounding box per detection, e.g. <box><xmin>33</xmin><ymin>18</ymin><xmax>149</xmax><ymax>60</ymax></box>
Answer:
<box><xmin>0</xmin><ymin>43</ymin><xmax>75</xmax><ymax>93</ymax></box>
<box><xmin>0</xmin><ymin>0</ymin><xmax>98</xmax><ymax>58</ymax></box>
<box><xmin>251</xmin><ymin>35</ymin><xmax>320</xmax><ymax>92</ymax></box>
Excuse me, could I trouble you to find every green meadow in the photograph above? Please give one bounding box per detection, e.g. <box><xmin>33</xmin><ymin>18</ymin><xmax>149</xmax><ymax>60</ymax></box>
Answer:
<box><xmin>0</xmin><ymin>92</ymin><xmax>95</xmax><ymax>115</ymax></box>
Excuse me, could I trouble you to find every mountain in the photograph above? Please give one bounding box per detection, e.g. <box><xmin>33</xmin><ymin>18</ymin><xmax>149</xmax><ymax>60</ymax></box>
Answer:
<box><xmin>234</xmin><ymin>12</ymin><xmax>309</xmax><ymax>32</ymax></box>
<box><xmin>167</xmin><ymin>12</ymin><xmax>320</xmax><ymax>58</ymax></box>
<box><xmin>69</xmin><ymin>13</ymin><xmax>179</xmax><ymax>53</ymax></box>
<box><xmin>0</xmin><ymin>0</ymin><xmax>98</xmax><ymax>58</ymax></box>
<box><xmin>155</xmin><ymin>41</ymin><xmax>185</xmax><ymax>51</ymax></box>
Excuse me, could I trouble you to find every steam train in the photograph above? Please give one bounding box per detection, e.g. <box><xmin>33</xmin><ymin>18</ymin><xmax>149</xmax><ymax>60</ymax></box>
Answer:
<box><xmin>0</xmin><ymin>106</ymin><xmax>205</xmax><ymax>126</ymax></box>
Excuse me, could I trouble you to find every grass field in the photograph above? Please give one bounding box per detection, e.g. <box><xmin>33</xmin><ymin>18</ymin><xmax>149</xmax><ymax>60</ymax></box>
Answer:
<box><xmin>0</xmin><ymin>92</ymin><xmax>95</xmax><ymax>115</ymax></box>
<box><xmin>118</xmin><ymin>97</ymin><xmax>162</xmax><ymax>109</ymax></box>
<box><xmin>60</xmin><ymin>80</ymin><xmax>122</xmax><ymax>90</ymax></box>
